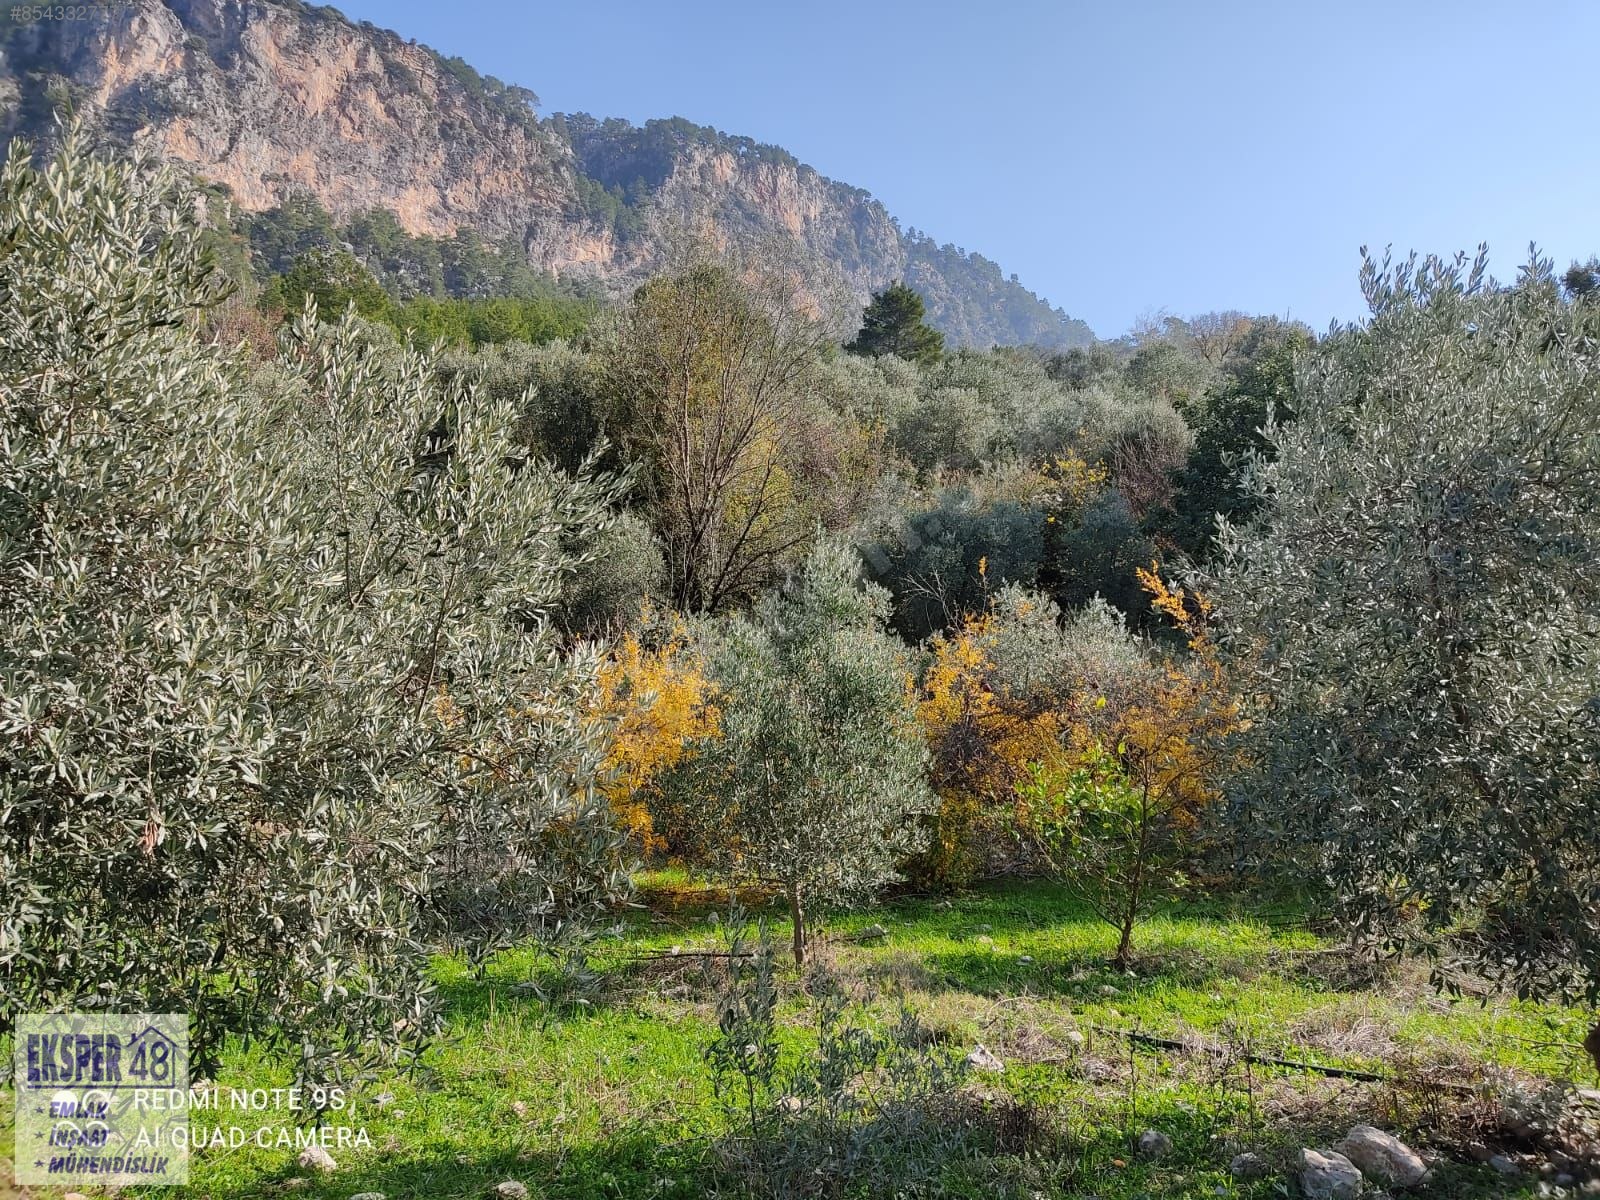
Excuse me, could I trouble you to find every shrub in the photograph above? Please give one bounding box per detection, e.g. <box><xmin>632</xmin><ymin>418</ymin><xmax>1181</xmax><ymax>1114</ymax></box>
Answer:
<box><xmin>556</xmin><ymin>511</ymin><xmax>667</xmax><ymax>637</ymax></box>
<box><xmin>705</xmin><ymin>910</ymin><xmax>1045</xmax><ymax>1199</ymax></box>
<box><xmin>913</xmin><ymin>586</ymin><xmax>1151</xmax><ymax>888</ymax></box>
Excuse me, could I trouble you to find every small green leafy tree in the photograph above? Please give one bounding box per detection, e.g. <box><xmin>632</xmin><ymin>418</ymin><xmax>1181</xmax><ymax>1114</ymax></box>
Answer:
<box><xmin>1212</xmin><ymin>247</ymin><xmax>1600</xmax><ymax>1004</ymax></box>
<box><xmin>1017</xmin><ymin>573</ymin><xmax>1237</xmax><ymax>968</ymax></box>
<box><xmin>846</xmin><ymin>281</ymin><xmax>944</xmax><ymax>365</ymax></box>
<box><xmin>0</xmin><ymin>133</ymin><xmax>629</xmax><ymax>1080</ymax></box>
<box><xmin>674</xmin><ymin>540</ymin><xmax>934</xmax><ymax>964</ymax></box>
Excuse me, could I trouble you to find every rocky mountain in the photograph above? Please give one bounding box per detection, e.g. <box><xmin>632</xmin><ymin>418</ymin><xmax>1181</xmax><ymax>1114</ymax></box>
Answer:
<box><xmin>0</xmin><ymin>0</ymin><xmax>1093</xmax><ymax>347</ymax></box>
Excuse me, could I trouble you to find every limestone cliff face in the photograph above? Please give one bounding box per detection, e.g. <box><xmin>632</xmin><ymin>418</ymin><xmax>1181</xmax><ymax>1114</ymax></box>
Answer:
<box><xmin>1</xmin><ymin>0</ymin><xmax>1092</xmax><ymax>347</ymax></box>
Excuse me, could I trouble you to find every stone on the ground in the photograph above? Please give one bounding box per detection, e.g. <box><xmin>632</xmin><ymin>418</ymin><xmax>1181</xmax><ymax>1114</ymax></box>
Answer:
<box><xmin>1229</xmin><ymin>1151</ymin><xmax>1268</xmax><ymax>1179</ymax></box>
<box><xmin>297</xmin><ymin>1145</ymin><xmax>337</xmax><ymax>1173</ymax></box>
<box><xmin>510</xmin><ymin>1100</ymin><xmax>528</xmax><ymax>1117</ymax></box>
<box><xmin>1489</xmin><ymin>1154</ymin><xmax>1521</xmax><ymax>1176</ymax></box>
<box><xmin>966</xmin><ymin>1043</ymin><xmax>1004</xmax><ymax>1072</ymax></box>
<box><xmin>350</xmin><ymin>1193</ymin><xmax>386</xmax><ymax>1200</ymax></box>
<box><xmin>860</xmin><ymin>923</ymin><xmax>887</xmax><ymax>939</ymax></box>
<box><xmin>1018</xmin><ymin>954</ymin><xmax>1033</xmax><ymax>963</ymax></box>
<box><xmin>1066</xmin><ymin>1030</ymin><xmax>1086</xmax><ymax>1047</ymax></box>
<box><xmin>1099</xmin><ymin>984</ymin><xmax>1120</xmax><ymax>996</ymax></box>
<box><xmin>1335</xmin><ymin>1124</ymin><xmax>1428</xmax><ymax>1187</ymax></box>
<box><xmin>1299</xmin><ymin>1148</ymin><xmax>1362</xmax><ymax>1200</ymax></box>
<box><xmin>1136</xmin><ymin>1129</ymin><xmax>1173</xmax><ymax>1159</ymax></box>
<box><xmin>491</xmin><ymin>1183</ymin><xmax>529</xmax><ymax>1200</ymax></box>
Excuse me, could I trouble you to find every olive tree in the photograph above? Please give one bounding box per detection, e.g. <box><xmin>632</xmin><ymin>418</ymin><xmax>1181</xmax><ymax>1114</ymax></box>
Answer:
<box><xmin>672</xmin><ymin>540</ymin><xmax>934</xmax><ymax>964</ymax></box>
<box><xmin>0</xmin><ymin>135</ymin><xmax>629</xmax><ymax>1078</ymax></box>
<box><xmin>1211</xmin><ymin>247</ymin><xmax>1600</xmax><ymax>1004</ymax></box>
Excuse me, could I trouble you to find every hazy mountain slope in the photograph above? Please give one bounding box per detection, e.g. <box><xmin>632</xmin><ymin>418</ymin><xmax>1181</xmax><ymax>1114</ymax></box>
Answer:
<box><xmin>0</xmin><ymin>0</ymin><xmax>1093</xmax><ymax>347</ymax></box>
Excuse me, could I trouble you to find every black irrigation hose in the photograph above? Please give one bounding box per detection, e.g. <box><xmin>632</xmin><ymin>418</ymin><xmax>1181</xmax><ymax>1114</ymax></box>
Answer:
<box><xmin>1090</xmin><ymin>1024</ymin><xmax>1478</xmax><ymax>1093</ymax></box>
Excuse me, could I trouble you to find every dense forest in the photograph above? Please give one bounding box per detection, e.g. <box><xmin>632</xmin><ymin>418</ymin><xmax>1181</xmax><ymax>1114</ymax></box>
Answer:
<box><xmin>3</xmin><ymin>132</ymin><xmax>1599</xmax><ymax>1200</ymax></box>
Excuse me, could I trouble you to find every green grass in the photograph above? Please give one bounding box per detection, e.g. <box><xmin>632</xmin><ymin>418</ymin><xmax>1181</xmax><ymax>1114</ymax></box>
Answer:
<box><xmin>9</xmin><ymin>877</ymin><xmax>1593</xmax><ymax>1199</ymax></box>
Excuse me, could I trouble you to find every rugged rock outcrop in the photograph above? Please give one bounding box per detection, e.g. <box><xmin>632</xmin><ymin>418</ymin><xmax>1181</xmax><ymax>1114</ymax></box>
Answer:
<box><xmin>1</xmin><ymin>0</ymin><xmax>1093</xmax><ymax>347</ymax></box>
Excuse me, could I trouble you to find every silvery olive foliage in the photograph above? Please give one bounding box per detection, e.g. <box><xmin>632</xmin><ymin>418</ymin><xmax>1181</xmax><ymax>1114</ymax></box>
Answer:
<box><xmin>673</xmin><ymin>539</ymin><xmax>934</xmax><ymax>963</ymax></box>
<box><xmin>0</xmin><ymin>134</ymin><xmax>630</xmax><ymax>1076</ymax></box>
<box><xmin>1212</xmin><ymin>247</ymin><xmax>1600</xmax><ymax>1002</ymax></box>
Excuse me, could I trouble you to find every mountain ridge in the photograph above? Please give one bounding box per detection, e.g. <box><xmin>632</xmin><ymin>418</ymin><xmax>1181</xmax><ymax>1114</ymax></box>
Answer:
<box><xmin>0</xmin><ymin>0</ymin><xmax>1094</xmax><ymax>347</ymax></box>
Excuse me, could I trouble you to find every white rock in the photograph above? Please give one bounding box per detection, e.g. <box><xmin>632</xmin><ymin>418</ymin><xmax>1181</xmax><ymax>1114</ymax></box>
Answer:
<box><xmin>1066</xmin><ymin>1030</ymin><xmax>1086</xmax><ymax>1047</ymax></box>
<box><xmin>1136</xmin><ymin>1129</ymin><xmax>1172</xmax><ymax>1159</ymax></box>
<box><xmin>1300</xmin><ymin>1148</ymin><xmax>1362</xmax><ymax>1200</ymax></box>
<box><xmin>1489</xmin><ymin>1154</ymin><xmax>1521</xmax><ymax>1176</ymax></box>
<box><xmin>1335</xmin><ymin>1124</ymin><xmax>1428</xmax><ymax>1187</ymax></box>
<box><xmin>1099</xmin><ymin>984</ymin><xmax>1120</xmax><ymax>996</ymax></box>
<box><xmin>297</xmin><ymin>1145</ymin><xmax>337</xmax><ymax>1173</ymax></box>
<box><xmin>510</xmin><ymin>1100</ymin><xmax>528</xmax><ymax>1117</ymax></box>
<box><xmin>966</xmin><ymin>1043</ymin><xmax>1004</xmax><ymax>1072</ymax></box>
<box><xmin>350</xmin><ymin>1193</ymin><xmax>386</xmax><ymax>1200</ymax></box>
<box><xmin>491</xmin><ymin>1183</ymin><xmax>529</xmax><ymax>1200</ymax></box>
<box><xmin>1229</xmin><ymin>1152</ymin><xmax>1268</xmax><ymax>1179</ymax></box>
<box><xmin>1018</xmin><ymin>954</ymin><xmax>1034</xmax><ymax>963</ymax></box>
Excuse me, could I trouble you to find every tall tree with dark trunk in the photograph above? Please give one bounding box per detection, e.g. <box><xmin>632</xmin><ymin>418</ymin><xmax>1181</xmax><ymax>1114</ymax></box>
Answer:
<box><xmin>599</xmin><ymin>262</ymin><xmax>828</xmax><ymax>613</ymax></box>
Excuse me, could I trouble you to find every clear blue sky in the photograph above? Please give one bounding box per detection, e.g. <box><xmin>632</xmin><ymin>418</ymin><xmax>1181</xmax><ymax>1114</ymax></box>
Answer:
<box><xmin>329</xmin><ymin>0</ymin><xmax>1597</xmax><ymax>338</ymax></box>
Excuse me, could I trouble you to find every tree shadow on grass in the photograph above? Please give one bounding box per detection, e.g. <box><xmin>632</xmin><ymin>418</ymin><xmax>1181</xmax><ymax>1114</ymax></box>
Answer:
<box><xmin>208</xmin><ymin>1131</ymin><xmax>718</xmax><ymax>1200</ymax></box>
<box><xmin>917</xmin><ymin>937</ymin><xmax>1346</xmax><ymax>1005</ymax></box>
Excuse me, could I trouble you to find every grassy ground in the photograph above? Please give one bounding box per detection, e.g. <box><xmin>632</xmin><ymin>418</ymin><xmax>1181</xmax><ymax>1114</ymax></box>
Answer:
<box><xmin>7</xmin><ymin>877</ymin><xmax>1595</xmax><ymax>1199</ymax></box>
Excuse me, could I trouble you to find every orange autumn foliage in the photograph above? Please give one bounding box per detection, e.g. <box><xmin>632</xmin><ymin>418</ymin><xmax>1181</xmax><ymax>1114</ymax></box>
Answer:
<box><xmin>916</xmin><ymin>598</ymin><xmax>1075</xmax><ymax>885</ymax></box>
<box><xmin>593</xmin><ymin>608</ymin><xmax>720</xmax><ymax>852</ymax></box>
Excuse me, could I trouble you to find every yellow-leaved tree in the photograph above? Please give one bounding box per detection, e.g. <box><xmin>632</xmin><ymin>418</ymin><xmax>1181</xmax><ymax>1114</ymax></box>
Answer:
<box><xmin>916</xmin><ymin>598</ymin><xmax>1073</xmax><ymax>886</ymax></box>
<box><xmin>592</xmin><ymin>606</ymin><xmax>721</xmax><ymax>854</ymax></box>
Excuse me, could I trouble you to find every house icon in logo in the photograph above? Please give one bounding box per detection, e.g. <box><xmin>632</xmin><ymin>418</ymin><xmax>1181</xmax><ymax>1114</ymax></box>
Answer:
<box><xmin>124</xmin><ymin>1023</ymin><xmax>184</xmax><ymax>1088</ymax></box>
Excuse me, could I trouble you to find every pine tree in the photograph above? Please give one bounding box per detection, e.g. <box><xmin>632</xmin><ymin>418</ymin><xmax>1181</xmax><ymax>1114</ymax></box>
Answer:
<box><xmin>846</xmin><ymin>282</ymin><xmax>945</xmax><ymax>365</ymax></box>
